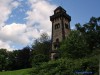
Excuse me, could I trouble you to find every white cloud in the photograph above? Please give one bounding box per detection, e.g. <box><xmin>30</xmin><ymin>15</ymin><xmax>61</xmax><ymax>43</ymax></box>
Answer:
<box><xmin>0</xmin><ymin>0</ymin><xmax>56</xmax><ymax>51</ymax></box>
<box><xmin>11</xmin><ymin>1</ymin><xmax>20</xmax><ymax>8</ymax></box>
<box><xmin>0</xmin><ymin>23</ymin><xmax>41</xmax><ymax>50</ymax></box>
<box><xmin>0</xmin><ymin>0</ymin><xmax>21</xmax><ymax>50</ymax></box>
<box><xmin>0</xmin><ymin>0</ymin><xmax>20</xmax><ymax>28</ymax></box>
<box><xmin>26</xmin><ymin>0</ymin><xmax>56</xmax><ymax>34</ymax></box>
<box><xmin>0</xmin><ymin>0</ymin><xmax>12</xmax><ymax>28</ymax></box>
<box><xmin>0</xmin><ymin>23</ymin><xmax>29</xmax><ymax>45</ymax></box>
<box><xmin>0</xmin><ymin>40</ymin><xmax>14</xmax><ymax>51</ymax></box>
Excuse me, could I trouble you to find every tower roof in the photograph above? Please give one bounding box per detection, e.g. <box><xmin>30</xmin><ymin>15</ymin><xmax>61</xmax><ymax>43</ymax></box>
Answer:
<box><xmin>54</xmin><ymin>6</ymin><xmax>66</xmax><ymax>14</ymax></box>
<box><xmin>50</xmin><ymin>6</ymin><xmax>71</xmax><ymax>22</ymax></box>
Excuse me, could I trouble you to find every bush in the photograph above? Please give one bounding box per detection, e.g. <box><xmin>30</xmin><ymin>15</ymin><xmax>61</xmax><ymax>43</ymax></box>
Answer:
<box><xmin>30</xmin><ymin>55</ymin><xmax>99</xmax><ymax>75</ymax></box>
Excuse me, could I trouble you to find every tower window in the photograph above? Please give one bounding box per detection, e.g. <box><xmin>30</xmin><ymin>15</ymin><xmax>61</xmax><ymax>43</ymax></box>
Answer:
<box><xmin>56</xmin><ymin>38</ymin><xmax>59</xmax><ymax>42</ymax></box>
<box><xmin>65</xmin><ymin>23</ymin><xmax>69</xmax><ymax>29</ymax></box>
<box><xmin>54</xmin><ymin>38</ymin><xmax>60</xmax><ymax>49</ymax></box>
<box><xmin>55</xmin><ymin>23</ymin><xmax>60</xmax><ymax>29</ymax></box>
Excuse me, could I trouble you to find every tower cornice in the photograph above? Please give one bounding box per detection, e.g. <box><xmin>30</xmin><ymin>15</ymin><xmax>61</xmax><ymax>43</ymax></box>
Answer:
<box><xmin>50</xmin><ymin>6</ymin><xmax>71</xmax><ymax>22</ymax></box>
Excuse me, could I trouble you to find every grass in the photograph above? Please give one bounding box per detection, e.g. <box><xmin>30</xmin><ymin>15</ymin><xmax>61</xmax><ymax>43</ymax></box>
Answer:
<box><xmin>0</xmin><ymin>68</ymin><xmax>31</xmax><ymax>75</ymax></box>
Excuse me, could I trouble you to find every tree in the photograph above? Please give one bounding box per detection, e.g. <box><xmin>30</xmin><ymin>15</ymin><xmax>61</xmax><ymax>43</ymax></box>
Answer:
<box><xmin>39</xmin><ymin>33</ymin><xmax>50</xmax><ymax>43</ymax></box>
<box><xmin>31</xmin><ymin>33</ymin><xmax>51</xmax><ymax>66</ymax></box>
<box><xmin>10</xmin><ymin>46</ymin><xmax>31</xmax><ymax>70</ymax></box>
<box><xmin>5</xmin><ymin>46</ymin><xmax>31</xmax><ymax>70</ymax></box>
<box><xmin>18</xmin><ymin>46</ymin><xmax>31</xmax><ymax>68</ymax></box>
<box><xmin>60</xmin><ymin>30</ymin><xmax>89</xmax><ymax>59</ymax></box>
<box><xmin>75</xmin><ymin>17</ymin><xmax>100</xmax><ymax>50</ymax></box>
<box><xmin>0</xmin><ymin>49</ymin><xmax>7</xmax><ymax>71</ymax></box>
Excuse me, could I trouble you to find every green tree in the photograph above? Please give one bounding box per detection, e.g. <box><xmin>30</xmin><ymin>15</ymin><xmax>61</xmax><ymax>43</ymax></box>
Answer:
<box><xmin>2</xmin><ymin>46</ymin><xmax>31</xmax><ymax>71</ymax></box>
<box><xmin>75</xmin><ymin>17</ymin><xmax>100</xmax><ymax>50</ymax></box>
<box><xmin>0</xmin><ymin>49</ymin><xmax>7</xmax><ymax>71</ymax></box>
<box><xmin>18</xmin><ymin>46</ymin><xmax>31</xmax><ymax>69</ymax></box>
<box><xmin>5</xmin><ymin>51</ymin><xmax>14</xmax><ymax>70</ymax></box>
<box><xmin>8</xmin><ymin>46</ymin><xmax>31</xmax><ymax>70</ymax></box>
<box><xmin>60</xmin><ymin>30</ymin><xmax>89</xmax><ymax>59</ymax></box>
<box><xmin>31</xmin><ymin>33</ymin><xmax>51</xmax><ymax>66</ymax></box>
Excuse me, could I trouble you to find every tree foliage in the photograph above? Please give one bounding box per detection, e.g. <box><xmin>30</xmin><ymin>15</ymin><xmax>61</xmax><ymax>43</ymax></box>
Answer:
<box><xmin>30</xmin><ymin>56</ymin><xmax>99</xmax><ymax>75</ymax></box>
<box><xmin>0</xmin><ymin>49</ymin><xmax>7</xmax><ymax>71</ymax></box>
<box><xmin>60</xmin><ymin>30</ymin><xmax>89</xmax><ymax>58</ymax></box>
<box><xmin>59</xmin><ymin>17</ymin><xmax>100</xmax><ymax>59</ymax></box>
<box><xmin>75</xmin><ymin>17</ymin><xmax>100</xmax><ymax>50</ymax></box>
<box><xmin>0</xmin><ymin>33</ymin><xmax>51</xmax><ymax>71</ymax></box>
<box><xmin>31</xmin><ymin>33</ymin><xmax>51</xmax><ymax>66</ymax></box>
<box><xmin>0</xmin><ymin>46</ymin><xmax>31</xmax><ymax>71</ymax></box>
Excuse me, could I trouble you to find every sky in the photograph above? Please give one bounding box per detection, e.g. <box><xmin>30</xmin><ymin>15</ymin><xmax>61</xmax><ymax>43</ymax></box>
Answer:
<box><xmin>0</xmin><ymin>0</ymin><xmax>100</xmax><ymax>51</ymax></box>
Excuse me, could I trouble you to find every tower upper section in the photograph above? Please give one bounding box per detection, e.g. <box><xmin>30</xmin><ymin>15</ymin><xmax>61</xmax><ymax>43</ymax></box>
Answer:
<box><xmin>50</xmin><ymin>6</ymin><xmax>71</xmax><ymax>22</ymax></box>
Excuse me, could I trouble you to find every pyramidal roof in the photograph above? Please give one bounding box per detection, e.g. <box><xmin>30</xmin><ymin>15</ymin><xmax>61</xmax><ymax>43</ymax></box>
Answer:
<box><xmin>54</xmin><ymin>6</ymin><xmax>66</xmax><ymax>12</ymax></box>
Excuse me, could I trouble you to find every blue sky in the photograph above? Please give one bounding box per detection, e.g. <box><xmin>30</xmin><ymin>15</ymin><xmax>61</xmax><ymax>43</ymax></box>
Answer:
<box><xmin>0</xmin><ymin>0</ymin><xmax>100</xmax><ymax>51</ymax></box>
<box><xmin>52</xmin><ymin>0</ymin><xmax>100</xmax><ymax>28</ymax></box>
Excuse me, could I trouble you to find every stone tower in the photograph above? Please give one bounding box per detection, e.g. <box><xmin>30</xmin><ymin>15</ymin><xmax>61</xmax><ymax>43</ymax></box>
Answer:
<box><xmin>50</xmin><ymin>6</ymin><xmax>71</xmax><ymax>59</ymax></box>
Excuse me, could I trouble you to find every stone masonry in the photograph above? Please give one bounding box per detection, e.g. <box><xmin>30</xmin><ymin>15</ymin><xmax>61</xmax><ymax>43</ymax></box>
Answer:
<box><xmin>50</xmin><ymin>6</ymin><xmax>71</xmax><ymax>59</ymax></box>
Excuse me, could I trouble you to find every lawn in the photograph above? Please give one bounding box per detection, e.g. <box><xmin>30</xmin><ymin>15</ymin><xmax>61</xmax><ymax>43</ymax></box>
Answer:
<box><xmin>0</xmin><ymin>68</ymin><xmax>31</xmax><ymax>75</ymax></box>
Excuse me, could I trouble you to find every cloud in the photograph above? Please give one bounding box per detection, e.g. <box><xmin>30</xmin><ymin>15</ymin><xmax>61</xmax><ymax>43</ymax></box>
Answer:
<box><xmin>0</xmin><ymin>0</ymin><xmax>56</xmax><ymax>51</ymax></box>
<box><xmin>0</xmin><ymin>23</ymin><xmax>28</xmax><ymax>45</ymax></box>
<box><xmin>0</xmin><ymin>0</ymin><xmax>21</xmax><ymax>50</ymax></box>
<box><xmin>0</xmin><ymin>0</ymin><xmax>20</xmax><ymax>28</ymax></box>
<box><xmin>0</xmin><ymin>0</ymin><xmax>12</xmax><ymax>27</ymax></box>
<box><xmin>26</xmin><ymin>0</ymin><xmax>56</xmax><ymax>34</ymax></box>
<box><xmin>11</xmin><ymin>1</ymin><xmax>20</xmax><ymax>8</ymax></box>
<box><xmin>0</xmin><ymin>23</ymin><xmax>42</xmax><ymax>50</ymax></box>
<box><xmin>0</xmin><ymin>40</ymin><xmax>14</xmax><ymax>51</ymax></box>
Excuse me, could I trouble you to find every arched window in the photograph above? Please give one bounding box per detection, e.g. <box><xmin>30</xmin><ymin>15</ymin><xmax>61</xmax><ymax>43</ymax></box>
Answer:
<box><xmin>55</xmin><ymin>23</ymin><xmax>60</xmax><ymax>29</ymax></box>
<box><xmin>54</xmin><ymin>38</ymin><xmax>60</xmax><ymax>49</ymax></box>
<box><xmin>56</xmin><ymin>38</ymin><xmax>59</xmax><ymax>42</ymax></box>
<box><xmin>65</xmin><ymin>23</ymin><xmax>69</xmax><ymax>29</ymax></box>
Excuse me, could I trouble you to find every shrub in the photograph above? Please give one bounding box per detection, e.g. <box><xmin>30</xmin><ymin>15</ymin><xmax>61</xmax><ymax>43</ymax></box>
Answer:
<box><xmin>30</xmin><ymin>55</ymin><xmax>99</xmax><ymax>75</ymax></box>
